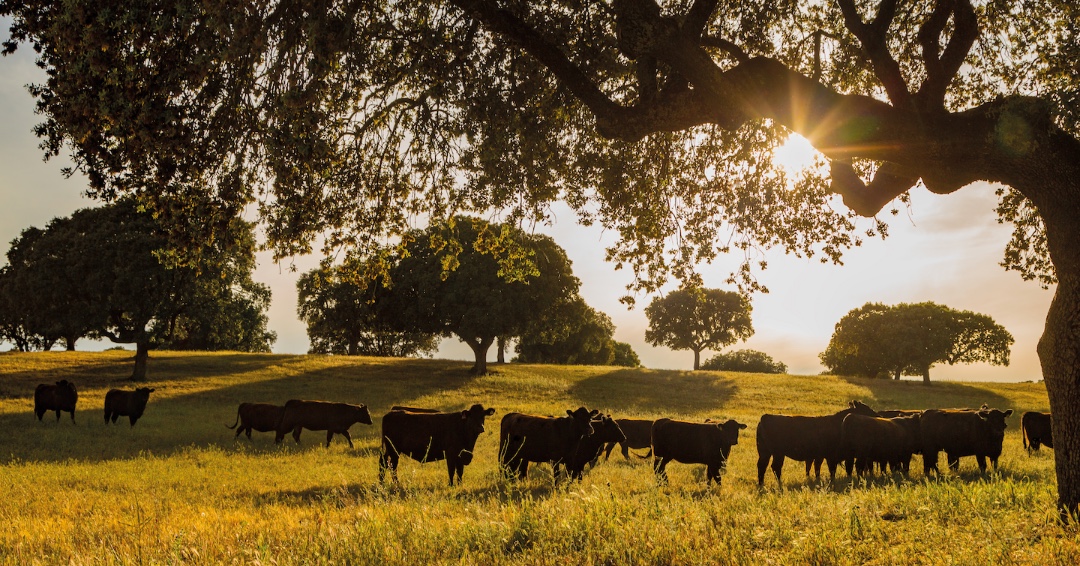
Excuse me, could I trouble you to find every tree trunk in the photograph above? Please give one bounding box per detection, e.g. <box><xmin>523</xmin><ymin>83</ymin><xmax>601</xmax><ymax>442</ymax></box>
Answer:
<box><xmin>462</xmin><ymin>335</ymin><xmax>495</xmax><ymax>375</ymax></box>
<box><xmin>922</xmin><ymin>366</ymin><xmax>931</xmax><ymax>385</ymax></box>
<box><xmin>893</xmin><ymin>369</ymin><xmax>901</xmax><ymax>380</ymax></box>
<box><xmin>130</xmin><ymin>342</ymin><xmax>150</xmax><ymax>381</ymax></box>
<box><xmin>64</xmin><ymin>335</ymin><xmax>77</xmax><ymax>351</ymax></box>
<box><xmin>497</xmin><ymin>336</ymin><xmax>506</xmax><ymax>364</ymax></box>
<box><xmin>693</xmin><ymin>349</ymin><xmax>701</xmax><ymax>371</ymax></box>
<box><xmin>1041</xmin><ymin>272</ymin><xmax>1080</xmax><ymax>521</ymax></box>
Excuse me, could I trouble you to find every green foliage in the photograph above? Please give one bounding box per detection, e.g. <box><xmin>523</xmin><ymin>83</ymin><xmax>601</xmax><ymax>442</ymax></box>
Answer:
<box><xmin>296</xmin><ymin>263</ymin><xmax>439</xmax><ymax>357</ymax></box>
<box><xmin>820</xmin><ymin>302</ymin><xmax>1014</xmax><ymax>382</ymax></box>
<box><xmin>702</xmin><ymin>349</ymin><xmax>787</xmax><ymax>374</ymax></box>
<box><xmin>645</xmin><ymin>287</ymin><xmax>754</xmax><ymax>370</ymax></box>
<box><xmin>611</xmin><ymin>341</ymin><xmax>642</xmax><ymax>367</ymax></box>
<box><xmin>513</xmin><ymin>297</ymin><xmax>625</xmax><ymax>366</ymax></box>
<box><xmin>0</xmin><ymin>350</ymin><xmax>1067</xmax><ymax>563</ymax></box>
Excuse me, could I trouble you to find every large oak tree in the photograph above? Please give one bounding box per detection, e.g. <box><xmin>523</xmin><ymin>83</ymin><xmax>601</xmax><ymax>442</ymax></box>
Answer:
<box><xmin>3</xmin><ymin>0</ymin><xmax>1080</xmax><ymax>515</ymax></box>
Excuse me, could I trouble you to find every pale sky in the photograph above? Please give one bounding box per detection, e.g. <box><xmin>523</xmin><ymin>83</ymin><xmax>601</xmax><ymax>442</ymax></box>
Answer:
<box><xmin>0</xmin><ymin>29</ymin><xmax>1054</xmax><ymax>381</ymax></box>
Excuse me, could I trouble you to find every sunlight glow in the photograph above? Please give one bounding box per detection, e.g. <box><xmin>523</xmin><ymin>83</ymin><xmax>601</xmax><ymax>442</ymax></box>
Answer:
<box><xmin>773</xmin><ymin>133</ymin><xmax>821</xmax><ymax>178</ymax></box>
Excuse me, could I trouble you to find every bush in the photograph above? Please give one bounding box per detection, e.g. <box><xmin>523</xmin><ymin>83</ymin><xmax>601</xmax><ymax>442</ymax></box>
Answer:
<box><xmin>701</xmin><ymin>349</ymin><xmax>786</xmax><ymax>374</ymax></box>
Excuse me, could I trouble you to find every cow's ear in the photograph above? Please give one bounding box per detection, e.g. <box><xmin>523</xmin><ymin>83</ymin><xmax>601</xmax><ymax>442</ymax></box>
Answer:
<box><xmin>148</xmin><ymin>388</ymin><xmax>156</xmax><ymax>393</ymax></box>
<box><xmin>1004</xmin><ymin>409</ymin><xmax>1014</xmax><ymax>417</ymax></box>
<box><xmin>738</xmin><ymin>422</ymin><xmax>748</xmax><ymax>430</ymax></box>
<box><xmin>566</xmin><ymin>410</ymin><xmax>574</xmax><ymax>417</ymax></box>
<box><xmin>486</xmin><ymin>408</ymin><xmax>496</xmax><ymax>416</ymax></box>
<box><xmin>590</xmin><ymin>409</ymin><xmax>599</xmax><ymax>417</ymax></box>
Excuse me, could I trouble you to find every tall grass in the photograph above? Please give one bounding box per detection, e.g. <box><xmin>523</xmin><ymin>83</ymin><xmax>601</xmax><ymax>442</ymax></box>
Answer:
<box><xmin>0</xmin><ymin>350</ymin><xmax>1072</xmax><ymax>564</ymax></box>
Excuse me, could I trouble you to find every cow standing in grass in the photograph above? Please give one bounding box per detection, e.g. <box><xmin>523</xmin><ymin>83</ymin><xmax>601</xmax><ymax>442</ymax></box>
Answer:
<box><xmin>921</xmin><ymin>407</ymin><xmax>1013</xmax><ymax>474</ymax></box>
<box><xmin>380</xmin><ymin>404</ymin><xmax>496</xmax><ymax>486</ymax></box>
<box><xmin>35</xmin><ymin>380</ymin><xmax>78</xmax><ymax>423</ymax></box>
<box><xmin>1022</xmin><ymin>411</ymin><xmax>1053</xmax><ymax>452</ymax></box>
<box><xmin>756</xmin><ymin>400</ymin><xmax>878</xmax><ymax>487</ymax></box>
<box><xmin>602</xmin><ymin>418</ymin><xmax>654</xmax><ymax>461</ymax></box>
<box><xmin>226</xmin><ymin>403</ymin><xmax>285</xmax><ymax>440</ymax></box>
<box><xmin>103</xmin><ymin>387</ymin><xmax>155</xmax><ymax>426</ymax></box>
<box><xmin>275</xmin><ymin>400</ymin><xmax>373</xmax><ymax>447</ymax></box>
<box><xmin>651</xmin><ymin>418</ymin><xmax>747</xmax><ymax>485</ymax></box>
<box><xmin>499</xmin><ymin>407</ymin><xmax>597</xmax><ymax>482</ymax></box>
<box><xmin>556</xmin><ymin>414</ymin><xmax>626</xmax><ymax>481</ymax></box>
<box><xmin>841</xmin><ymin>414</ymin><xmax>922</xmax><ymax>476</ymax></box>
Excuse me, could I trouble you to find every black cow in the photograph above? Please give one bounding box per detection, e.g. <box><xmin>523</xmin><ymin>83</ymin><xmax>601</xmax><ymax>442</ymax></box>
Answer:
<box><xmin>226</xmin><ymin>403</ymin><xmax>286</xmax><ymax>440</ymax></box>
<box><xmin>380</xmin><ymin>404</ymin><xmax>496</xmax><ymax>485</ymax></box>
<box><xmin>499</xmin><ymin>407</ymin><xmax>597</xmax><ymax>482</ymax></box>
<box><xmin>34</xmin><ymin>380</ymin><xmax>78</xmax><ymax>423</ymax></box>
<box><xmin>103</xmin><ymin>387</ymin><xmax>155</xmax><ymax>426</ymax></box>
<box><xmin>841</xmin><ymin>413</ymin><xmax>922</xmax><ymax>476</ymax></box>
<box><xmin>651</xmin><ymin>418</ymin><xmax>747</xmax><ymax>485</ymax></box>
<box><xmin>275</xmin><ymin>400</ymin><xmax>373</xmax><ymax>447</ymax></box>
<box><xmin>555</xmin><ymin>414</ymin><xmax>626</xmax><ymax>480</ymax></box>
<box><xmin>756</xmin><ymin>400</ymin><xmax>878</xmax><ymax>486</ymax></box>
<box><xmin>921</xmin><ymin>407</ymin><xmax>1013</xmax><ymax>474</ymax></box>
<box><xmin>1022</xmin><ymin>411</ymin><xmax>1053</xmax><ymax>451</ymax></box>
<box><xmin>602</xmin><ymin>418</ymin><xmax>654</xmax><ymax>461</ymax></box>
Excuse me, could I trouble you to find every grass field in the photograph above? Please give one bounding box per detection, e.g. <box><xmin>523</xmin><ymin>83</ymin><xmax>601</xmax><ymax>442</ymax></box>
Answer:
<box><xmin>0</xmin><ymin>350</ymin><xmax>1072</xmax><ymax>564</ymax></box>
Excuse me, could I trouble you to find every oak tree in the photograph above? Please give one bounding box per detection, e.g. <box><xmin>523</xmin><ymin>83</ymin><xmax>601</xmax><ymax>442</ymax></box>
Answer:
<box><xmin>645</xmin><ymin>287</ymin><xmax>753</xmax><ymax>370</ymax></box>
<box><xmin>702</xmin><ymin>349</ymin><xmax>787</xmax><ymax>374</ymax></box>
<box><xmin>6</xmin><ymin>0</ymin><xmax>1080</xmax><ymax>516</ymax></box>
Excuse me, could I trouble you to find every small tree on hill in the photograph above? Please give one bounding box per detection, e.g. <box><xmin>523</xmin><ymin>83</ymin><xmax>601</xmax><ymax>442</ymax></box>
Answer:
<box><xmin>702</xmin><ymin>349</ymin><xmax>787</xmax><ymax>374</ymax></box>
<box><xmin>645</xmin><ymin>288</ymin><xmax>754</xmax><ymax>370</ymax></box>
<box><xmin>820</xmin><ymin>302</ymin><xmax>1013</xmax><ymax>383</ymax></box>
<box><xmin>514</xmin><ymin>296</ymin><xmax>622</xmax><ymax>366</ymax></box>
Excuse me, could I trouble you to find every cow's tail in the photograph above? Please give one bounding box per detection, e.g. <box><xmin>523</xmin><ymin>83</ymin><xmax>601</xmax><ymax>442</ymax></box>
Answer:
<box><xmin>225</xmin><ymin>406</ymin><xmax>241</xmax><ymax>430</ymax></box>
<box><xmin>631</xmin><ymin>448</ymin><xmax>652</xmax><ymax>459</ymax></box>
<box><xmin>1022</xmin><ymin>426</ymin><xmax>1029</xmax><ymax>450</ymax></box>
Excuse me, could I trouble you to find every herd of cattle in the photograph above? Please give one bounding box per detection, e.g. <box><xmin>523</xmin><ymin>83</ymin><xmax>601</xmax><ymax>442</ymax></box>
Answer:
<box><xmin>32</xmin><ymin>379</ymin><xmax>1055</xmax><ymax>487</ymax></box>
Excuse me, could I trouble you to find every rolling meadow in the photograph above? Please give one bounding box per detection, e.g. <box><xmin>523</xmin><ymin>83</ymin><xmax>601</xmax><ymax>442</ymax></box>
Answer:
<box><xmin>0</xmin><ymin>350</ymin><xmax>1073</xmax><ymax>564</ymax></box>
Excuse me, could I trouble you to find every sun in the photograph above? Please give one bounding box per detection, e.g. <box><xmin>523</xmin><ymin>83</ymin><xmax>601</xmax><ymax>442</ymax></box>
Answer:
<box><xmin>773</xmin><ymin>133</ymin><xmax>821</xmax><ymax>178</ymax></box>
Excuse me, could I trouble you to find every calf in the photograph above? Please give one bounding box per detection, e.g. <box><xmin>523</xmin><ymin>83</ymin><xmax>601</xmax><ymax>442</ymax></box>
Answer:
<box><xmin>555</xmin><ymin>414</ymin><xmax>626</xmax><ymax>480</ymax></box>
<box><xmin>1021</xmin><ymin>411</ymin><xmax>1053</xmax><ymax>451</ymax></box>
<box><xmin>226</xmin><ymin>402</ymin><xmax>285</xmax><ymax>440</ymax></box>
<box><xmin>652</xmin><ymin>418</ymin><xmax>747</xmax><ymax>485</ymax></box>
<box><xmin>921</xmin><ymin>407</ymin><xmax>1013</xmax><ymax>474</ymax></box>
<box><xmin>380</xmin><ymin>404</ymin><xmax>496</xmax><ymax>486</ymax></box>
<box><xmin>275</xmin><ymin>400</ymin><xmax>373</xmax><ymax>447</ymax></box>
<box><xmin>499</xmin><ymin>407</ymin><xmax>597</xmax><ymax>482</ymax></box>
<box><xmin>103</xmin><ymin>387</ymin><xmax>155</xmax><ymax>427</ymax></box>
<box><xmin>602</xmin><ymin>418</ymin><xmax>654</xmax><ymax>461</ymax></box>
<box><xmin>756</xmin><ymin>400</ymin><xmax>877</xmax><ymax>487</ymax></box>
<box><xmin>34</xmin><ymin>380</ymin><xmax>78</xmax><ymax>423</ymax></box>
<box><xmin>841</xmin><ymin>414</ymin><xmax>922</xmax><ymax>476</ymax></box>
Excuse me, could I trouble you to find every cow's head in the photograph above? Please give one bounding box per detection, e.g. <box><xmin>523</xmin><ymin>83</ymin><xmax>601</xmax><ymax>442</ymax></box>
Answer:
<box><xmin>848</xmin><ymin>400</ymin><xmax>877</xmax><ymax>417</ymax></box>
<box><xmin>566</xmin><ymin>407</ymin><xmax>597</xmax><ymax>437</ymax></box>
<box><xmin>461</xmin><ymin>404</ymin><xmax>496</xmax><ymax>436</ymax></box>
<box><xmin>977</xmin><ymin>408</ymin><xmax>1013</xmax><ymax>437</ymax></box>
<box><xmin>713</xmin><ymin>419</ymin><xmax>748</xmax><ymax>446</ymax></box>
<box><xmin>355</xmin><ymin>404</ymin><xmax>374</xmax><ymax>425</ymax></box>
<box><xmin>134</xmin><ymin>387</ymin><xmax>155</xmax><ymax>402</ymax></box>
<box><xmin>590</xmin><ymin>414</ymin><xmax>626</xmax><ymax>443</ymax></box>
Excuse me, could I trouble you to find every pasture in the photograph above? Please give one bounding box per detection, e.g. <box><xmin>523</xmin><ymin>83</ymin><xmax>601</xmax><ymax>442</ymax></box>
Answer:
<box><xmin>0</xmin><ymin>350</ymin><xmax>1072</xmax><ymax>564</ymax></box>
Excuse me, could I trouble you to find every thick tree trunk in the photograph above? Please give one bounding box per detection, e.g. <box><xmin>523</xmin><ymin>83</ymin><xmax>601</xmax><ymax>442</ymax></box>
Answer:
<box><xmin>64</xmin><ymin>335</ymin><xmax>77</xmax><ymax>351</ymax></box>
<box><xmin>130</xmin><ymin>342</ymin><xmax>150</xmax><ymax>381</ymax></box>
<box><xmin>462</xmin><ymin>335</ymin><xmax>495</xmax><ymax>375</ymax></box>
<box><xmin>1041</xmin><ymin>274</ymin><xmax>1080</xmax><ymax>521</ymax></box>
<box><xmin>497</xmin><ymin>336</ymin><xmax>506</xmax><ymax>364</ymax></box>
<box><xmin>893</xmin><ymin>369</ymin><xmax>901</xmax><ymax>380</ymax></box>
<box><xmin>922</xmin><ymin>367</ymin><xmax>931</xmax><ymax>385</ymax></box>
<box><xmin>693</xmin><ymin>349</ymin><xmax>701</xmax><ymax>371</ymax></box>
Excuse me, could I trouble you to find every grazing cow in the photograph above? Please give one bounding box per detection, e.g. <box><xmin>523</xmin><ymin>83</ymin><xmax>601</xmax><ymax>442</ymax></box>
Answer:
<box><xmin>380</xmin><ymin>404</ymin><xmax>496</xmax><ymax>486</ymax></box>
<box><xmin>651</xmin><ymin>418</ymin><xmax>748</xmax><ymax>485</ymax></box>
<box><xmin>841</xmin><ymin>414</ymin><xmax>922</xmax><ymax>476</ymax></box>
<box><xmin>103</xmin><ymin>387</ymin><xmax>155</xmax><ymax>426</ymax></box>
<box><xmin>921</xmin><ymin>407</ymin><xmax>1014</xmax><ymax>474</ymax></box>
<box><xmin>1022</xmin><ymin>411</ymin><xmax>1053</xmax><ymax>451</ymax></box>
<box><xmin>34</xmin><ymin>380</ymin><xmax>78</xmax><ymax>423</ymax></box>
<box><xmin>226</xmin><ymin>403</ymin><xmax>286</xmax><ymax>440</ymax></box>
<box><xmin>275</xmin><ymin>400</ymin><xmax>373</xmax><ymax>447</ymax></box>
<box><xmin>499</xmin><ymin>407</ymin><xmax>597</xmax><ymax>482</ymax></box>
<box><xmin>756</xmin><ymin>400</ymin><xmax>878</xmax><ymax>487</ymax></box>
<box><xmin>602</xmin><ymin>418</ymin><xmax>654</xmax><ymax>461</ymax></box>
<box><xmin>555</xmin><ymin>415</ymin><xmax>626</xmax><ymax>480</ymax></box>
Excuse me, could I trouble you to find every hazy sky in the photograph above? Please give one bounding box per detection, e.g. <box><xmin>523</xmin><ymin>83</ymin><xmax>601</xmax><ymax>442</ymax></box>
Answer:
<box><xmin>0</xmin><ymin>29</ymin><xmax>1055</xmax><ymax>381</ymax></box>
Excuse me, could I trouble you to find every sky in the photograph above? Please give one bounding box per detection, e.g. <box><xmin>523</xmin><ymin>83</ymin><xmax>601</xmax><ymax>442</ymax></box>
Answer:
<box><xmin>0</xmin><ymin>31</ymin><xmax>1055</xmax><ymax>382</ymax></box>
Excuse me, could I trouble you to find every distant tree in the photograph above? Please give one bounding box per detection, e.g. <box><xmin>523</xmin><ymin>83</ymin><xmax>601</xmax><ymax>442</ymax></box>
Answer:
<box><xmin>820</xmin><ymin>302</ymin><xmax>1014</xmax><ymax>383</ymax></box>
<box><xmin>0</xmin><ymin>266</ymin><xmax>37</xmax><ymax>351</ymax></box>
<box><xmin>611</xmin><ymin>342</ymin><xmax>641</xmax><ymax>368</ymax></box>
<box><xmin>386</xmin><ymin>217</ymin><xmax>579</xmax><ymax>374</ymax></box>
<box><xmin>297</xmin><ymin>263</ymin><xmax>438</xmax><ymax>357</ymax></box>
<box><xmin>702</xmin><ymin>349</ymin><xmax>787</xmax><ymax>374</ymax></box>
<box><xmin>645</xmin><ymin>288</ymin><xmax>754</xmax><ymax>370</ymax></box>
<box><xmin>514</xmin><ymin>297</ymin><xmax>618</xmax><ymax>365</ymax></box>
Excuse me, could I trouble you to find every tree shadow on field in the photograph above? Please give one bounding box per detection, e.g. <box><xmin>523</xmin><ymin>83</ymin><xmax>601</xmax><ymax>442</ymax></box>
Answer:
<box><xmin>567</xmin><ymin>368</ymin><xmax>738</xmax><ymax>418</ymax></box>
<box><xmin>837</xmin><ymin>375</ymin><xmax>1013</xmax><ymax>413</ymax></box>
<box><xmin>0</xmin><ymin>357</ymin><xmax>482</xmax><ymax>465</ymax></box>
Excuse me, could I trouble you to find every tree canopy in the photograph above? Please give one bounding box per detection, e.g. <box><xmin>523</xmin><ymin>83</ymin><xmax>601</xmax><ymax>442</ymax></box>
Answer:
<box><xmin>6</xmin><ymin>0</ymin><xmax>1080</xmax><ymax>516</ymax></box>
<box><xmin>514</xmin><ymin>296</ymin><xmax>639</xmax><ymax>366</ymax></box>
<box><xmin>820</xmin><ymin>302</ymin><xmax>1013</xmax><ymax>383</ymax></box>
<box><xmin>702</xmin><ymin>349</ymin><xmax>787</xmax><ymax>374</ymax></box>
<box><xmin>645</xmin><ymin>287</ymin><xmax>753</xmax><ymax>370</ymax></box>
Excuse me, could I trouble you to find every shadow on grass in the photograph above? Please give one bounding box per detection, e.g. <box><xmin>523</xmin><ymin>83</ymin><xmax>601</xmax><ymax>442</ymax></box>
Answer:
<box><xmin>837</xmin><ymin>375</ymin><xmax>1013</xmax><ymax>413</ymax></box>
<box><xmin>568</xmin><ymin>368</ymin><xmax>739</xmax><ymax>418</ymax></box>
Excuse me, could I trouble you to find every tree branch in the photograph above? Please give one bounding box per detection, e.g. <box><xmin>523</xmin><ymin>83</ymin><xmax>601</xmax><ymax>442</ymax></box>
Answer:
<box><xmin>829</xmin><ymin>161</ymin><xmax>917</xmax><ymax>216</ymax></box>
<box><xmin>836</xmin><ymin>0</ymin><xmax>911</xmax><ymax>108</ymax></box>
<box><xmin>684</xmin><ymin>0</ymin><xmax>718</xmax><ymax>40</ymax></box>
<box><xmin>916</xmin><ymin>0</ymin><xmax>978</xmax><ymax>110</ymax></box>
<box><xmin>700</xmin><ymin>35</ymin><xmax>750</xmax><ymax>64</ymax></box>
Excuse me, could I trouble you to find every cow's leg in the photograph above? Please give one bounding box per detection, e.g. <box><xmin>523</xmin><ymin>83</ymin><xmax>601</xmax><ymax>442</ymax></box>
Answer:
<box><xmin>111</xmin><ymin>413</ymin><xmax>120</xmax><ymax>424</ymax></box>
<box><xmin>804</xmin><ymin>460</ymin><xmax>812</xmax><ymax>477</ymax></box>
<box><xmin>771</xmin><ymin>455</ymin><xmax>785</xmax><ymax>486</ymax></box>
<box><xmin>812</xmin><ymin>458</ymin><xmax>823</xmax><ymax>480</ymax></box>
<box><xmin>976</xmin><ymin>455</ymin><xmax>988</xmax><ymax>472</ymax></box>
<box><xmin>446</xmin><ymin>457</ymin><xmax>457</xmax><ymax>486</ymax></box>
<box><xmin>947</xmin><ymin>453</ymin><xmax>960</xmax><ymax>471</ymax></box>
<box><xmin>1032</xmin><ymin>440</ymin><xmax>1041</xmax><ymax>452</ymax></box>
<box><xmin>653</xmin><ymin>457</ymin><xmax>670</xmax><ymax>485</ymax></box>
<box><xmin>54</xmin><ymin>409</ymin><xmax>61</xmax><ymax>422</ymax></box>
<box><xmin>621</xmin><ymin>444</ymin><xmax>631</xmax><ymax>461</ymax></box>
<box><xmin>707</xmin><ymin>465</ymin><xmax>721</xmax><ymax>485</ymax></box>
<box><xmin>245</xmin><ymin>427</ymin><xmax>253</xmax><ymax>440</ymax></box>
<box><xmin>292</xmin><ymin>426</ymin><xmax>303</xmax><ymax>444</ymax></box>
<box><xmin>756</xmin><ymin>454</ymin><xmax>770</xmax><ymax>486</ymax></box>
<box><xmin>69</xmin><ymin>408</ymin><xmax>75</xmax><ymax>424</ymax></box>
<box><xmin>129</xmin><ymin>415</ymin><xmax>138</xmax><ymax>427</ymax></box>
<box><xmin>923</xmin><ymin>451</ymin><xmax>938</xmax><ymax>475</ymax></box>
<box><xmin>517</xmin><ymin>460</ymin><xmax>529</xmax><ymax>480</ymax></box>
<box><xmin>104</xmin><ymin>410</ymin><xmax>110</xmax><ymax>424</ymax></box>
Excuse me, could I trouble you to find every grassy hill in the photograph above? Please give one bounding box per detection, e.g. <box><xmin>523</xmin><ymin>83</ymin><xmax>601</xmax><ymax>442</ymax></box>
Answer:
<box><xmin>0</xmin><ymin>350</ymin><xmax>1069</xmax><ymax>564</ymax></box>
